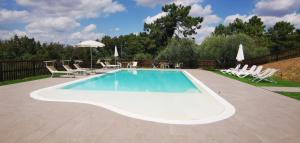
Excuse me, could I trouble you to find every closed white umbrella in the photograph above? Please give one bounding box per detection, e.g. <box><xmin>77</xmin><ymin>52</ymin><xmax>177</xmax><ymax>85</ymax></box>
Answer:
<box><xmin>236</xmin><ymin>44</ymin><xmax>244</xmax><ymax>62</ymax></box>
<box><xmin>76</xmin><ymin>40</ymin><xmax>105</xmax><ymax>70</ymax></box>
<box><xmin>114</xmin><ymin>46</ymin><xmax>118</xmax><ymax>65</ymax></box>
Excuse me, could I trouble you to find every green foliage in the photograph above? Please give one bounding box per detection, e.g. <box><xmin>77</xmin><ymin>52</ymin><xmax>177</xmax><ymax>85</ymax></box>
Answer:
<box><xmin>144</xmin><ymin>3</ymin><xmax>203</xmax><ymax>51</ymax></box>
<box><xmin>198</xmin><ymin>34</ymin><xmax>269</xmax><ymax>64</ymax></box>
<box><xmin>213</xmin><ymin>16</ymin><xmax>299</xmax><ymax>55</ymax></box>
<box><xmin>245</xmin><ymin>16</ymin><xmax>265</xmax><ymax>37</ymax></box>
<box><xmin>157</xmin><ymin>38</ymin><xmax>198</xmax><ymax>68</ymax></box>
<box><xmin>134</xmin><ymin>53</ymin><xmax>152</xmax><ymax>60</ymax></box>
<box><xmin>0</xmin><ymin>35</ymin><xmax>72</xmax><ymax>60</ymax></box>
<box><xmin>100</xmin><ymin>33</ymin><xmax>156</xmax><ymax>60</ymax></box>
<box><xmin>214</xmin><ymin>16</ymin><xmax>265</xmax><ymax>37</ymax></box>
<box><xmin>267</xmin><ymin>21</ymin><xmax>298</xmax><ymax>53</ymax></box>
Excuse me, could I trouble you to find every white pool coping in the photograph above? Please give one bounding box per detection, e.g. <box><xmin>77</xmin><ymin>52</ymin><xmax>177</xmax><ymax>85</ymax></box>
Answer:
<box><xmin>31</xmin><ymin>69</ymin><xmax>235</xmax><ymax>125</ymax></box>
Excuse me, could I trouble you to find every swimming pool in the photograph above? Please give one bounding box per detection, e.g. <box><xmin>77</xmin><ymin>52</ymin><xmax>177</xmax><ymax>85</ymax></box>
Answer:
<box><xmin>31</xmin><ymin>69</ymin><xmax>235</xmax><ymax>125</ymax></box>
<box><xmin>62</xmin><ymin>70</ymin><xmax>200</xmax><ymax>93</ymax></box>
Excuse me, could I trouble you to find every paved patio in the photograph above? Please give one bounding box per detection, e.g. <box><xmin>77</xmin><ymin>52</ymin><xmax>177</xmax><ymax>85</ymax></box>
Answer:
<box><xmin>0</xmin><ymin>69</ymin><xmax>299</xmax><ymax>143</ymax></box>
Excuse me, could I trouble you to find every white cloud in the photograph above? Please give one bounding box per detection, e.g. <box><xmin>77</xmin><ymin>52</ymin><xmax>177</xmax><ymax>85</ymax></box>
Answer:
<box><xmin>202</xmin><ymin>15</ymin><xmax>222</xmax><ymax>26</ymax></box>
<box><xmin>260</xmin><ymin>13</ymin><xmax>300</xmax><ymax>28</ymax></box>
<box><xmin>254</xmin><ymin>0</ymin><xmax>300</xmax><ymax>16</ymax></box>
<box><xmin>223</xmin><ymin>13</ymin><xmax>300</xmax><ymax>29</ymax></box>
<box><xmin>68</xmin><ymin>30</ymin><xmax>105</xmax><ymax>44</ymax></box>
<box><xmin>134</xmin><ymin>0</ymin><xmax>203</xmax><ymax>8</ymax></box>
<box><xmin>0</xmin><ymin>29</ymin><xmax>28</xmax><ymax>40</ymax></box>
<box><xmin>144</xmin><ymin>12</ymin><xmax>168</xmax><ymax>24</ymax></box>
<box><xmin>0</xmin><ymin>0</ymin><xmax>125</xmax><ymax>44</ymax></box>
<box><xmin>0</xmin><ymin>9</ymin><xmax>29</xmax><ymax>23</ymax></box>
<box><xmin>25</xmin><ymin>17</ymin><xmax>80</xmax><ymax>33</ymax></box>
<box><xmin>135</xmin><ymin>0</ymin><xmax>170</xmax><ymax>7</ymax></box>
<box><xmin>16</xmin><ymin>0</ymin><xmax>125</xmax><ymax>19</ymax></box>
<box><xmin>174</xmin><ymin>0</ymin><xmax>202</xmax><ymax>6</ymax></box>
<box><xmin>223</xmin><ymin>14</ymin><xmax>254</xmax><ymax>25</ymax></box>
<box><xmin>194</xmin><ymin>26</ymin><xmax>215</xmax><ymax>44</ymax></box>
<box><xmin>83</xmin><ymin>24</ymin><xmax>97</xmax><ymax>33</ymax></box>
<box><xmin>189</xmin><ymin>4</ymin><xmax>212</xmax><ymax>17</ymax></box>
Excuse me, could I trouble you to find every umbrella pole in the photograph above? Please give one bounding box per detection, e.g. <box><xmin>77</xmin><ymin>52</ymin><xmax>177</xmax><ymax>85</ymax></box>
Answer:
<box><xmin>90</xmin><ymin>47</ymin><xmax>92</xmax><ymax>71</ymax></box>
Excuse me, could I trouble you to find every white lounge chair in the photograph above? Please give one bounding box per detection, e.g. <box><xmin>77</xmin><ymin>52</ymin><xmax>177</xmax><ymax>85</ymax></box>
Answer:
<box><xmin>252</xmin><ymin>68</ymin><xmax>278</xmax><ymax>83</ymax></box>
<box><xmin>46</xmin><ymin>65</ymin><xmax>75</xmax><ymax>78</ymax></box>
<box><xmin>220</xmin><ymin>64</ymin><xmax>241</xmax><ymax>74</ymax></box>
<box><xmin>62</xmin><ymin>60</ymin><xmax>88</xmax><ymax>75</ymax></box>
<box><xmin>44</xmin><ymin>60</ymin><xmax>75</xmax><ymax>78</ymax></box>
<box><xmin>235</xmin><ymin>65</ymin><xmax>257</xmax><ymax>78</ymax></box>
<box><xmin>250</xmin><ymin>65</ymin><xmax>263</xmax><ymax>77</ymax></box>
<box><xmin>229</xmin><ymin>64</ymin><xmax>248</xmax><ymax>75</ymax></box>
<box><xmin>252</xmin><ymin>68</ymin><xmax>272</xmax><ymax>78</ymax></box>
<box><xmin>73</xmin><ymin>63</ymin><xmax>90</xmax><ymax>71</ymax></box>
<box><xmin>105</xmin><ymin>62</ymin><xmax>121</xmax><ymax>68</ymax></box>
<box><xmin>127</xmin><ymin>61</ymin><xmax>138</xmax><ymax>68</ymax></box>
<box><xmin>175</xmin><ymin>63</ymin><xmax>183</xmax><ymax>69</ymax></box>
<box><xmin>99</xmin><ymin>62</ymin><xmax>119</xmax><ymax>69</ymax></box>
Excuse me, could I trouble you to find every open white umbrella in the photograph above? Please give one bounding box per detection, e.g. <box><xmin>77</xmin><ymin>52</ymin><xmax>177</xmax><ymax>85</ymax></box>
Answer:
<box><xmin>76</xmin><ymin>40</ymin><xmax>105</xmax><ymax>70</ymax></box>
<box><xmin>236</xmin><ymin>44</ymin><xmax>244</xmax><ymax>62</ymax></box>
<box><xmin>114</xmin><ymin>46</ymin><xmax>119</xmax><ymax>65</ymax></box>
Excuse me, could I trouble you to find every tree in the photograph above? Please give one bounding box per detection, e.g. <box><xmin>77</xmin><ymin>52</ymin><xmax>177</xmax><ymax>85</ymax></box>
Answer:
<box><xmin>213</xmin><ymin>16</ymin><xmax>266</xmax><ymax>38</ymax></box>
<box><xmin>267</xmin><ymin>21</ymin><xmax>295</xmax><ymax>52</ymax></box>
<box><xmin>213</xmin><ymin>24</ymin><xmax>230</xmax><ymax>36</ymax></box>
<box><xmin>198</xmin><ymin>34</ymin><xmax>269</xmax><ymax>65</ymax></box>
<box><xmin>245</xmin><ymin>16</ymin><xmax>265</xmax><ymax>37</ymax></box>
<box><xmin>228</xmin><ymin>18</ymin><xmax>246</xmax><ymax>34</ymax></box>
<box><xmin>144</xmin><ymin>3</ymin><xmax>203</xmax><ymax>52</ymax></box>
<box><xmin>157</xmin><ymin>38</ymin><xmax>198</xmax><ymax>68</ymax></box>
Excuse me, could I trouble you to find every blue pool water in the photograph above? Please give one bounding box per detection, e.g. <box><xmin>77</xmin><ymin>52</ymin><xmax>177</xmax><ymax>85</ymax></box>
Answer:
<box><xmin>62</xmin><ymin>70</ymin><xmax>200</xmax><ymax>93</ymax></box>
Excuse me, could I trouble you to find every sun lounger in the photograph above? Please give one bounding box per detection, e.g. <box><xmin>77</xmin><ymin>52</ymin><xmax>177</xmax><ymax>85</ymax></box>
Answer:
<box><xmin>220</xmin><ymin>64</ymin><xmax>241</xmax><ymax>73</ymax></box>
<box><xmin>73</xmin><ymin>63</ymin><xmax>90</xmax><ymax>71</ymax></box>
<box><xmin>105</xmin><ymin>62</ymin><xmax>121</xmax><ymax>68</ymax></box>
<box><xmin>235</xmin><ymin>65</ymin><xmax>257</xmax><ymax>78</ymax></box>
<box><xmin>252</xmin><ymin>68</ymin><xmax>278</xmax><ymax>83</ymax></box>
<box><xmin>127</xmin><ymin>61</ymin><xmax>138</xmax><ymax>68</ymax></box>
<box><xmin>175</xmin><ymin>63</ymin><xmax>183</xmax><ymax>69</ymax></box>
<box><xmin>229</xmin><ymin>64</ymin><xmax>248</xmax><ymax>75</ymax></box>
<box><xmin>46</xmin><ymin>65</ymin><xmax>75</xmax><ymax>78</ymax></box>
<box><xmin>100</xmin><ymin>62</ymin><xmax>120</xmax><ymax>69</ymax></box>
<box><xmin>252</xmin><ymin>68</ymin><xmax>271</xmax><ymax>78</ymax></box>
<box><xmin>63</xmin><ymin>64</ymin><xmax>88</xmax><ymax>75</ymax></box>
<box><xmin>250</xmin><ymin>65</ymin><xmax>263</xmax><ymax>77</ymax></box>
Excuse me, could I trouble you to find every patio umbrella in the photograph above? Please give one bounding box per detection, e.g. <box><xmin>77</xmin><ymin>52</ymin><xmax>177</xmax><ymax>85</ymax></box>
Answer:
<box><xmin>76</xmin><ymin>40</ymin><xmax>105</xmax><ymax>70</ymax></box>
<box><xmin>236</xmin><ymin>44</ymin><xmax>244</xmax><ymax>62</ymax></box>
<box><xmin>114</xmin><ymin>46</ymin><xmax>119</xmax><ymax>65</ymax></box>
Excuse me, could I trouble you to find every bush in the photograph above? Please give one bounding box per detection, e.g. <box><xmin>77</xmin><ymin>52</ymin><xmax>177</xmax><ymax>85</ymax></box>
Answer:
<box><xmin>134</xmin><ymin>53</ymin><xmax>152</xmax><ymax>60</ymax></box>
<box><xmin>197</xmin><ymin>33</ymin><xmax>269</xmax><ymax>65</ymax></box>
<box><xmin>157</xmin><ymin>38</ymin><xmax>199</xmax><ymax>68</ymax></box>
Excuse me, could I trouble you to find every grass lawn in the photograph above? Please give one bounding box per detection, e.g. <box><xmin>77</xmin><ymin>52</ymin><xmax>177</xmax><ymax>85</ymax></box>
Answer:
<box><xmin>0</xmin><ymin>75</ymin><xmax>50</xmax><ymax>86</ymax></box>
<box><xmin>214</xmin><ymin>71</ymin><xmax>300</xmax><ymax>87</ymax></box>
<box><xmin>277</xmin><ymin>92</ymin><xmax>300</xmax><ymax>100</ymax></box>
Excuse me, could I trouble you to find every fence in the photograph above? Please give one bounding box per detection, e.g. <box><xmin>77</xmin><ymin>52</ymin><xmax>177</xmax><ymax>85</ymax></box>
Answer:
<box><xmin>245</xmin><ymin>47</ymin><xmax>300</xmax><ymax>66</ymax></box>
<box><xmin>0</xmin><ymin>48</ymin><xmax>299</xmax><ymax>81</ymax></box>
<box><xmin>0</xmin><ymin>60</ymin><xmax>49</xmax><ymax>81</ymax></box>
<box><xmin>211</xmin><ymin>47</ymin><xmax>300</xmax><ymax>69</ymax></box>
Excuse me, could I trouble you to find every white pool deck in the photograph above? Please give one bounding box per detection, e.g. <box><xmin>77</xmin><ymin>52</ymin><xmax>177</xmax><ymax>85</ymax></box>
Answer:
<box><xmin>30</xmin><ymin>69</ymin><xmax>235</xmax><ymax>125</ymax></box>
<box><xmin>0</xmin><ymin>69</ymin><xmax>300</xmax><ymax>143</ymax></box>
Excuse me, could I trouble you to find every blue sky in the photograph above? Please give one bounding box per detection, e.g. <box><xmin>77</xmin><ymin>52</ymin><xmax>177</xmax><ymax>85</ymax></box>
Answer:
<box><xmin>0</xmin><ymin>0</ymin><xmax>299</xmax><ymax>44</ymax></box>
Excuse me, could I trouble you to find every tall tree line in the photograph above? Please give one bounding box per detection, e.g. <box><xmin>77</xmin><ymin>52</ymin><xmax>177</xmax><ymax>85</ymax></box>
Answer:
<box><xmin>0</xmin><ymin>3</ymin><xmax>203</xmax><ymax>61</ymax></box>
<box><xmin>213</xmin><ymin>16</ymin><xmax>300</xmax><ymax>53</ymax></box>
